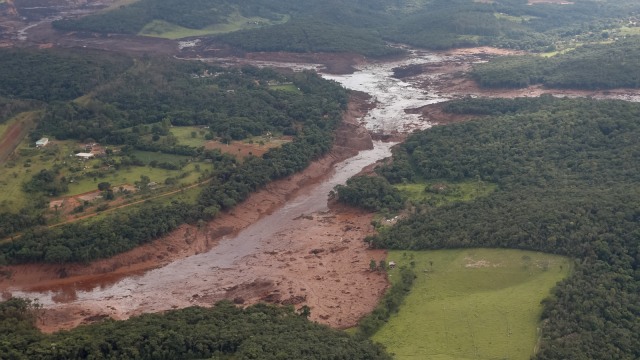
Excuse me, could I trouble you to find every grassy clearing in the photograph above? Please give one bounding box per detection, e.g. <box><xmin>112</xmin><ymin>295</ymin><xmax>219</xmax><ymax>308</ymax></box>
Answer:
<box><xmin>0</xmin><ymin>135</ymin><xmax>213</xmax><ymax>213</ymax></box>
<box><xmin>169</xmin><ymin>126</ymin><xmax>208</xmax><ymax>148</ymax></box>
<box><xmin>395</xmin><ymin>180</ymin><xmax>496</xmax><ymax>206</ymax></box>
<box><xmin>100</xmin><ymin>0</ymin><xmax>139</xmax><ymax>12</ymax></box>
<box><xmin>65</xmin><ymin>161</ymin><xmax>212</xmax><ymax>196</ymax></box>
<box><xmin>139</xmin><ymin>13</ymin><xmax>289</xmax><ymax>39</ymax></box>
<box><xmin>494</xmin><ymin>13</ymin><xmax>536</xmax><ymax>23</ymax></box>
<box><xmin>268</xmin><ymin>84</ymin><xmax>301</xmax><ymax>93</ymax></box>
<box><xmin>373</xmin><ymin>249</ymin><xmax>572</xmax><ymax>360</ymax></box>
<box><xmin>618</xmin><ymin>26</ymin><xmax>640</xmax><ymax>36</ymax></box>
<box><xmin>0</xmin><ymin>140</ymin><xmax>74</xmax><ymax>211</ymax></box>
<box><xmin>129</xmin><ymin>150</ymin><xmax>190</xmax><ymax>165</ymax></box>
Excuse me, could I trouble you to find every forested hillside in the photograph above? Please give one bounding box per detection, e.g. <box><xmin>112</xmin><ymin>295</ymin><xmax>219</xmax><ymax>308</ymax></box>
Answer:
<box><xmin>472</xmin><ymin>38</ymin><xmax>640</xmax><ymax>89</ymax></box>
<box><xmin>0</xmin><ymin>299</ymin><xmax>391</xmax><ymax>359</ymax></box>
<box><xmin>341</xmin><ymin>97</ymin><xmax>639</xmax><ymax>359</ymax></box>
<box><xmin>0</xmin><ymin>49</ymin><xmax>348</xmax><ymax>264</ymax></box>
<box><xmin>51</xmin><ymin>0</ymin><xmax>640</xmax><ymax>53</ymax></box>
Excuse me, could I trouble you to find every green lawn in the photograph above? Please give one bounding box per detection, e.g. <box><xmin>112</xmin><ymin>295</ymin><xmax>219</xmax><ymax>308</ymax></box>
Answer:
<box><xmin>373</xmin><ymin>249</ymin><xmax>572</xmax><ymax>360</ymax></box>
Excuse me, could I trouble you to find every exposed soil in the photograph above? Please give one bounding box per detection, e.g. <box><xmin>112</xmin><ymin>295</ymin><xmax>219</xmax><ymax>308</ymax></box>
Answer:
<box><xmin>1</xmin><ymin>92</ymin><xmax>387</xmax><ymax>332</ymax></box>
<box><xmin>204</xmin><ymin>136</ymin><xmax>293</xmax><ymax>159</ymax></box>
<box><xmin>2</xmin><ymin>0</ymin><xmax>640</xmax><ymax>333</ymax></box>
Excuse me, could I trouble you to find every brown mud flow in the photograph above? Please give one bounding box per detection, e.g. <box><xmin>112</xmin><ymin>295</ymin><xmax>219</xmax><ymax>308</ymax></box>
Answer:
<box><xmin>1</xmin><ymin>93</ymin><xmax>392</xmax><ymax>332</ymax></box>
<box><xmin>2</xmin><ymin>27</ymin><xmax>640</xmax><ymax>332</ymax></box>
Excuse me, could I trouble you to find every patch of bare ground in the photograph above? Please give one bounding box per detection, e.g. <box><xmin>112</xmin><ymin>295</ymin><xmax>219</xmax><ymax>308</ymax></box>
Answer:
<box><xmin>0</xmin><ymin>92</ymin><xmax>386</xmax><ymax>332</ymax></box>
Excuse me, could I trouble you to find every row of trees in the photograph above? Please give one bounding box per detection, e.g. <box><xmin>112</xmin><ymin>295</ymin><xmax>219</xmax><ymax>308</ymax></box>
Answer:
<box><xmin>0</xmin><ymin>299</ymin><xmax>391</xmax><ymax>359</ymax></box>
<box><xmin>358</xmin><ymin>97</ymin><xmax>640</xmax><ymax>359</ymax></box>
<box><xmin>472</xmin><ymin>38</ymin><xmax>640</xmax><ymax>89</ymax></box>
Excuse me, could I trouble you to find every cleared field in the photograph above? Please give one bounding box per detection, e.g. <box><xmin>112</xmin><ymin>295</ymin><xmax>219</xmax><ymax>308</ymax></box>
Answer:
<box><xmin>373</xmin><ymin>249</ymin><xmax>572</xmax><ymax>360</ymax></box>
<box><xmin>169</xmin><ymin>126</ymin><xmax>208</xmax><ymax>148</ymax></box>
<box><xmin>268</xmin><ymin>84</ymin><xmax>301</xmax><ymax>93</ymax></box>
<box><xmin>205</xmin><ymin>135</ymin><xmax>292</xmax><ymax>159</ymax></box>
<box><xmin>395</xmin><ymin>180</ymin><xmax>496</xmax><ymax>206</ymax></box>
<box><xmin>139</xmin><ymin>13</ymin><xmax>289</xmax><ymax>39</ymax></box>
<box><xmin>618</xmin><ymin>26</ymin><xmax>640</xmax><ymax>36</ymax></box>
<box><xmin>0</xmin><ymin>135</ymin><xmax>213</xmax><ymax>213</ymax></box>
<box><xmin>129</xmin><ymin>150</ymin><xmax>191</xmax><ymax>165</ymax></box>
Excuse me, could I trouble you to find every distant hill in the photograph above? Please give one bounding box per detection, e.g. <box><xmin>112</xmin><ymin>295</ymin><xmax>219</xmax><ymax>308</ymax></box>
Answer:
<box><xmin>52</xmin><ymin>0</ymin><xmax>640</xmax><ymax>54</ymax></box>
<box><xmin>472</xmin><ymin>37</ymin><xmax>640</xmax><ymax>89</ymax></box>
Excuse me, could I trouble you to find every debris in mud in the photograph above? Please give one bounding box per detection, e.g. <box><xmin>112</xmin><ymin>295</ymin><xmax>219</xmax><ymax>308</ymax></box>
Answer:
<box><xmin>294</xmin><ymin>213</ymin><xmax>314</xmax><ymax>220</ymax></box>
<box><xmin>261</xmin><ymin>292</ymin><xmax>281</xmax><ymax>303</ymax></box>
<box><xmin>281</xmin><ymin>295</ymin><xmax>306</xmax><ymax>306</ymax></box>
<box><xmin>233</xmin><ymin>297</ymin><xmax>245</xmax><ymax>304</ymax></box>
<box><xmin>82</xmin><ymin>314</ymin><xmax>109</xmax><ymax>324</ymax></box>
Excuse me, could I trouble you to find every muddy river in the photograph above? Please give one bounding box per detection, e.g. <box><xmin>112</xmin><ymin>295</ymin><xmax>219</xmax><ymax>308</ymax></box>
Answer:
<box><xmin>7</xmin><ymin>49</ymin><xmax>457</xmax><ymax>328</ymax></box>
<box><xmin>6</xmin><ymin>43</ymin><xmax>640</xmax><ymax>330</ymax></box>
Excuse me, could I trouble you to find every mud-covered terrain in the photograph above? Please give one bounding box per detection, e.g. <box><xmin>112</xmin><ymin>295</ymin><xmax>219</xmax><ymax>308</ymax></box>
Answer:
<box><xmin>2</xmin><ymin>1</ymin><xmax>640</xmax><ymax>333</ymax></box>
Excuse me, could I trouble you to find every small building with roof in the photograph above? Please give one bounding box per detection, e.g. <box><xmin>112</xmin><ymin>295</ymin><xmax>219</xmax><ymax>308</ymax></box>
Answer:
<box><xmin>35</xmin><ymin>138</ymin><xmax>49</xmax><ymax>147</ymax></box>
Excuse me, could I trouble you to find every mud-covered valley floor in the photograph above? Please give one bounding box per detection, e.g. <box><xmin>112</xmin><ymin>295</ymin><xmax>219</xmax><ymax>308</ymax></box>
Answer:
<box><xmin>2</xmin><ymin>5</ymin><xmax>640</xmax><ymax>332</ymax></box>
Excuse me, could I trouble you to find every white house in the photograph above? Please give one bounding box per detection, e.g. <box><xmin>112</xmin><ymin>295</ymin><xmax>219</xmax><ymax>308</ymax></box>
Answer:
<box><xmin>35</xmin><ymin>138</ymin><xmax>49</xmax><ymax>147</ymax></box>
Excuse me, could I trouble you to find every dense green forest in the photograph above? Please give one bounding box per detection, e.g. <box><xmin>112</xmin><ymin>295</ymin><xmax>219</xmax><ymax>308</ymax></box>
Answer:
<box><xmin>0</xmin><ymin>49</ymin><xmax>348</xmax><ymax>263</ymax></box>
<box><xmin>342</xmin><ymin>97</ymin><xmax>640</xmax><ymax>359</ymax></box>
<box><xmin>51</xmin><ymin>0</ymin><xmax>640</xmax><ymax>52</ymax></box>
<box><xmin>0</xmin><ymin>298</ymin><xmax>391</xmax><ymax>359</ymax></box>
<box><xmin>215</xmin><ymin>18</ymin><xmax>400</xmax><ymax>57</ymax></box>
<box><xmin>472</xmin><ymin>38</ymin><xmax>640</xmax><ymax>89</ymax></box>
<box><xmin>0</xmin><ymin>49</ymin><xmax>132</xmax><ymax>103</ymax></box>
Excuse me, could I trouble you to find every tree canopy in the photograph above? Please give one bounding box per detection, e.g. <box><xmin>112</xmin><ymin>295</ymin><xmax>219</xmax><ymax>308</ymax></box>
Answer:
<box><xmin>0</xmin><ymin>300</ymin><xmax>391</xmax><ymax>359</ymax></box>
<box><xmin>360</xmin><ymin>97</ymin><xmax>640</xmax><ymax>359</ymax></box>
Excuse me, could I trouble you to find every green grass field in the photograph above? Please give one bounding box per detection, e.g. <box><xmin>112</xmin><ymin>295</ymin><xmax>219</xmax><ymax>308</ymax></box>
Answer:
<box><xmin>0</xmin><ymin>136</ymin><xmax>213</xmax><ymax>212</ymax></box>
<box><xmin>139</xmin><ymin>13</ymin><xmax>289</xmax><ymax>39</ymax></box>
<box><xmin>129</xmin><ymin>150</ymin><xmax>191</xmax><ymax>165</ymax></box>
<box><xmin>373</xmin><ymin>249</ymin><xmax>572</xmax><ymax>360</ymax></box>
<box><xmin>268</xmin><ymin>84</ymin><xmax>301</xmax><ymax>93</ymax></box>
<box><xmin>169</xmin><ymin>126</ymin><xmax>208</xmax><ymax>147</ymax></box>
<box><xmin>618</xmin><ymin>26</ymin><xmax>640</xmax><ymax>36</ymax></box>
<box><xmin>395</xmin><ymin>180</ymin><xmax>496</xmax><ymax>206</ymax></box>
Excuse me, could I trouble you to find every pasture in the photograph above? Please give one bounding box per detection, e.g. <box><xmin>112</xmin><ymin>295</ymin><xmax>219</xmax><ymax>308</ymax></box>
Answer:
<box><xmin>373</xmin><ymin>249</ymin><xmax>572</xmax><ymax>360</ymax></box>
<box><xmin>139</xmin><ymin>13</ymin><xmax>289</xmax><ymax>39</ymax></box>
<box><xmin>0</xmin><ymin>138</ymin><xmax>213</xmax><ymax>214</ymax></box>
<box><xmin>169</xmin><ymin>126</ymin><xmax>208</xmax><ymax>148</ymax></box>
<box><xmin>395</xmin><ymin>180</ymin><xmax>496</xmax><ymax>206</ymax></box>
